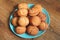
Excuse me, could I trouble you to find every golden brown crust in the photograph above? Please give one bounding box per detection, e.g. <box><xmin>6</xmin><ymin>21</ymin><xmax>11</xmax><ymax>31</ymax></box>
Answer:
<box><xmin>27</xmin><ymin>25</ymin><xmax>39</xmax><ymax>35</ymax></box>
<box><xmin>18</xmin><ymin>16</ymin><xmax>29</xmax><ymax>26</ymax></box>
<box><xmin>18</xmin><ymin>3</ymin><xmax>28</xmax><ymax>9</ymax></box>
<box><xmin>12</xmin><ymin>17</ymin><xmax>18</xmax><ymax>26</ymax></box>
<box><xmin>17</xmin><ymin>9</ymin><xmax>28</xmax><ymax>16</ymax></box>
<box><xmin>29</xmin><ymin>8</ymin><xmax>39</xmax><ymax>16</ymax></box>
<box><xmin>33</xmin><ymin>4</ymin><xmax>42</xmax><ymax>12</ymax></box>
<box><xmin>30</xmin><ymin>16</ymin><xmax>41</xmax><ymax>26</ymax></box>
<box><xmin>38</xmin><ymin>22</ymin><xmax>48</xmax><ymax>30</ymax></box>
<box><xmin>29</xmin><ymin>4</ymin><xmax>42</xmax><ymax>16</ymax></box>
<box><xmin>15</xmin><ymin>26</ymin><xmax>26</xmax><ymax>34</ymax></box>
<box><xmin>38</xmin><ymin>12</ymin><xmax>46</xmax><ymax>21</ymax></box>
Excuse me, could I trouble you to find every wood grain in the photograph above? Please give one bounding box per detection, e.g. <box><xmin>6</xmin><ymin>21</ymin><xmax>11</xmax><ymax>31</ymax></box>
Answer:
<box><xmin>0</xmin><ymin>0</ymin><xmax>60</xmax><ymax>40</ymax></box>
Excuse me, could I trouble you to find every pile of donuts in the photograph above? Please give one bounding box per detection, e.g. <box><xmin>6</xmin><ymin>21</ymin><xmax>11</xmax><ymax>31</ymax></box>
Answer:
<box><xmin>12</xmin><ymin>3</ymin><xmax>48</xmax><ymax>36</ymax></box>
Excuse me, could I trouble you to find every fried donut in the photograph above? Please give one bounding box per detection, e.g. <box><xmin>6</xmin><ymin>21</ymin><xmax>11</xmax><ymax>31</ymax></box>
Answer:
<box><xmin>29</xmin><ymin>8</ymin><xmax>39</xmax><ymax>16</ymax></box>
<box><xmin>17</xmin><ymin>9</ymin><xmax>28</xmax><ymax>16</ymax></box>
<box><xmin>12</xmin><ymin>17</ymin><xmax>18</xmax><ymax>26</ymax></box>
<box><xmin>29</xmin><ymin>4</ymin><xmax>42</xmax><ymax>16</ymax></box>
<box><xmin>38</xmin><ymin>22</ymin><xmax>48</xmax><ymax>30</ymax></box>
<box><xmin>18</xmin><ymin>16</ymin><xmax>29</xmax><ymax>26</ymax></box>
<box><xmin>18</xmin><ymin>3</ymin><xmax>28</xmax><ymax>9</ymax></box>
<box><xmin>27</xmin><ymin>25</ymin><xmax>39</xmax><ymax>35</ymax></box>
<box><xmin>38</xmin><ymin>12</ymin><xmax>46</xmax><ymax>21</ymax></box>
<box><xmin>33</xmin><ymin>4</ymin><xmax>42</xmax><ymax>12</ymax></box>
<box><xmin>15</xmin><ymin>26</ymin><xmax>26</xmax><ymax>34</ymax></box>
<box><xmin>30</xmin><ymin>16</ymin><xmax>41</xmax><ymax>26</ymax></box>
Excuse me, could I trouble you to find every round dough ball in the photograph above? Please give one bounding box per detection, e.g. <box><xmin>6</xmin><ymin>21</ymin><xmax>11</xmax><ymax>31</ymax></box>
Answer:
<box><xmin>29</xmin><ymin>4</ymin><xmax>42</xmax><ymax>16</ymax></box>
<box><xmin>38</xmin><ymin>22</ymin><xmax>48</xmax><ymax>30</ymax></box>
<box><xmin>15</xmin><ymin>26</ymin><xmax>26</xmax><ymax>34</ymax></box>
<box><xmin>27</xmin><ymin>26</ymin><xmax>39</xmax><ymax>35</ymax></box>
<box><xmin>12</xmin><ymin>17</ymin><xmax>18</xmax><ymax>26</ymax></box>
<box><xmin>29</xmin><ymin>8</ymin><xmax>39</xmax><ymax>16</ymax></box>
<box><xmin>17</xmin><ymin>9</ymin><xmax>28</xmax><ymax>16</ymax></box>
<box><xmin>30</xmin><ymin>16</ymin><xmax>41</xmax><ymax>26</ymax></box>
<box><xmin>18</xmin><ymin>16</ymin><xmax>29</xmax><ymax>26</ymax></box>
<box><xmin>18</xmin><ymin>3</ymin><xmax>28</xmax><ymax>9</ymax></box>
<box><xmin>38</xmin><ymin>12</ymin><xmax>46</xmax><ymax>21</ymax></box>
<box><xmin>33</xmin><ymin>4</ymin><xmax>42</xmax><ymax>12</ymax></box>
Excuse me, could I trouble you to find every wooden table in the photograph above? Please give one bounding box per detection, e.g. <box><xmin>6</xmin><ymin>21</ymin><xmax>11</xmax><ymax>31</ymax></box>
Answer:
<box><xmin>0</xmin><ymin>0</ymin><xmax>60</xmax><ymax>40</ymax></box>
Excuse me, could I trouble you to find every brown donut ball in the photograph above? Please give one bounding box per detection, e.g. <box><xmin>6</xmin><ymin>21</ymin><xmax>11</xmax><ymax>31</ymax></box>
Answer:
<box><xmin>29</xmin><ymin>8</ymin><xmax>39</xmax><ymax>16</ymax></box>
<box><xmin>38</xmin><ymin>22</ymin><xmax>48</xmax><ymax>30</ymax></box>
<box><xmin>12</xmin><ymin>17</ymin><xmax>18</xmax><ymax>26</ymax></box>
<box><xmin>18</xmin><ymin>16</ymin><xmax>29</xmax><ymax>26</ymax></box>
<box><xmin>18</xmin><ymin>3</ymin><xmax>28</xmax><ymax>9</ymax></box>
<box><xmin>15</xmin><ymin>26</ymin><xmax>26</xmax><ymax>34</ymax></box>
<box><xmin>33</xmin><ymin>4</ymin><xmax>42</xmax><ymax>12</ymax></box>
<box><xmin>17</xmin><ymin>9</ymin><xmax>28</xmax><ymax>16</ymax></box>
<box><xmin>38</xmin><ymin>12</ymin><xmax>46</xmax><ymax>21</ymax></box>
<box><xmin>29</xmin><ymin>4</ymin><xmax>42</xmax><ymax>16</ymax></box>
<box><xmin>30</xmin><ymin>16</ymin><xmax>41</xmax><ymax>26</ymax></box>
<box><xmin>27</xmin><ymin>26</ymin><xmax>39</xmax><ymax>35</ymax></box>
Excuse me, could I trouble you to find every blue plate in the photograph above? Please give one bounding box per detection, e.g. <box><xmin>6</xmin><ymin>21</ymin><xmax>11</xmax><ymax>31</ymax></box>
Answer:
<box><xmin>9</xmin><ymin>4</ymin><xmax>50</xmax><ymax>38</ymax></box>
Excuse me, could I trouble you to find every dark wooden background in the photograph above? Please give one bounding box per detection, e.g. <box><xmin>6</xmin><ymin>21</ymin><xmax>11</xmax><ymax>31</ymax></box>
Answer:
<box><xmin>0</xmin><ymin>0</ymin><xmax>60</xmax><ymax>40</ymax></box>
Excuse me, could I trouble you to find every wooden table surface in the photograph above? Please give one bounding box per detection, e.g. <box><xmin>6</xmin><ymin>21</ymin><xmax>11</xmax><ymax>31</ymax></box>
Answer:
<box><xmin>0</xmin><ymin>0</ymin><xmax>60</xmax><ymax>40</ymax></box>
